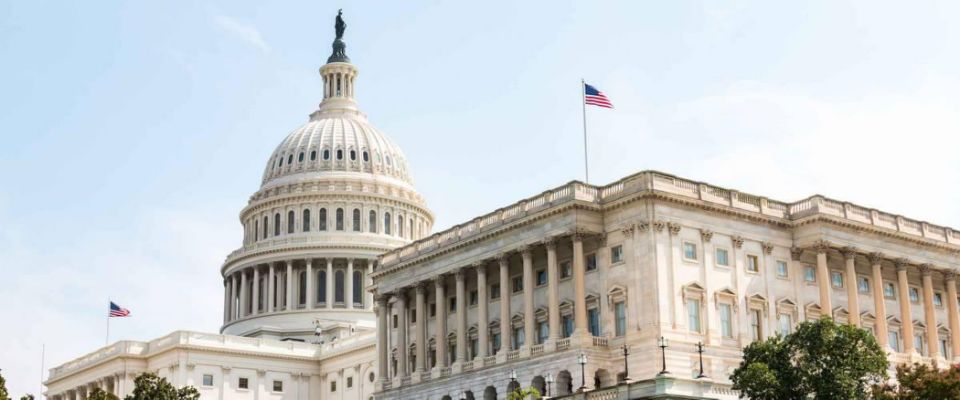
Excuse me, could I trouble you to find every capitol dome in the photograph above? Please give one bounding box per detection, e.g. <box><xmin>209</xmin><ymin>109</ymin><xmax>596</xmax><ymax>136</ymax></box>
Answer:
<box><xmin>219</xmin><ymin>29</ymin><xmax>433</xmax><ymax>340</ymax></box>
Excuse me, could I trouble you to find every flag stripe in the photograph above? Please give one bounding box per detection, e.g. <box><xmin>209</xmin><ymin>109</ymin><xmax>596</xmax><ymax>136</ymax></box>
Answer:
<box><xmin>583</xmin><ymin>82</ymin><xmax>614</xmax><ymax>109</ymax></box>
<box><xmin>110</xmin><ymin>301</ymin><xmax>131</xmax><ymax>317</ymax></box>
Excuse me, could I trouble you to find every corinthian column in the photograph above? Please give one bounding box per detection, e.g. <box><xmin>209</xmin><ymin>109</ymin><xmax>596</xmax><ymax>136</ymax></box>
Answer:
<box><xmin>521</xmin><ymin>246</ymin><xmax>535</xmax><ymax>352</ymax></box>
<box><xmin>455</xmin><ymin>268</ymin><xmax>467</xmax><ymax>368</ymax></box>
<box><xmin>268</xmin><ymin>264</ymin><xmax>275</xmax><ymax>312</ymax></box>
<box><xmin>476</xmin><ymin>263</ymin><xmax>489</xmax><ymax>359</ymax></box>
<box><xmin>870</xmin><ymin>253</ymin><xmax>888</xmax><ymax>348</ymax></box>
<box><xmin>326</xmin><ymin>259</ymin><xmax>334</xmax><ymax>308</ymax></box>
<box><xmin>897</xmin><ymin>260</ymin><xmax>915</xmax><ymax>353</ymax></box>
<box><xmin>415</xmin><ymin>283</ymin><xmax>427</xmax><ymax>375</ymax></box>
<box><xmin>573</xmin><ymin>232</ymin><xmax>588</xmax><ymax>336</ymax></box>
<box><xmin>815</xmin><ymin>241</ymin><xmax>833</xmax><ymax>314</ymax></box>
<box><xmin>921</xmin><ymin>264</ymin><xmax>940</xmax><ymax>358</ymax></box>
<box><xmin>546</xmin><ymin>238</ymin><xmax>560</xmax><ymax>342</ymax></box>
<box><xmin>347</xmin><ymin>258</ymin><xmax>355</xmax><ymax>308</ymax></box>
<box><xmin>396</xmin><ymin>290</ymin><xmax>408</xmax><ymax>378</ymax></box>
<box><xmin>252</xmin><ymin>266</ymin><xmax>260</xmax><ymax>315</ymax></box>
<box><xmin>498</xmin><ymin>255</ymin><xmax>510</xmax><ymax>357</ymax></box>
<box><xmin>433</xmin><ymin>275</ymin><xmax>448</xmax><ymax>372</ymax></box>
<box><xmin>947</xmin><ymin>272</ymin><xmax>960</xmax><ymax>361</ymax></box>
<box><xmin>843</xmin><ymin>247</ymin><xmax>860</xmax><ymax>326</ymax></box>
<box><xmin>306</xmin><ymin>259</ymin><xmax>314</xmax><ymax>310</ymax></box>
<box><xmin>376</xmin><ymin>294</ymin><xmax>389</xmax><ymax>384</ymax></box>
<box><xmin>230</xmin><ymin>274</ymin><xmax>238</xmax><ymax>320</ymax></box>
<box><xmin>285</xmin><ymin>261</ymin><xmax>293</xmax><ymax>311</ymax></box>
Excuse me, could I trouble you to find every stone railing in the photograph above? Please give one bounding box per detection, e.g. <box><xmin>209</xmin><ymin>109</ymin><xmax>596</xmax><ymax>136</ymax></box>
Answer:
<box><xmin>556</xmin><ymin>338</ymin><xmax>571</xmax><ymax>351</ymax></box>
<box><xmin>530</xmin><ymin>344</ymin><xmax>544</xmax><ymax>356</ymax></box>
<box><xmin>225</xmin><ymin>233</ymin><xmax>398</xmax><ymax>267</ymax></box>
<box><xmin>483</xmin><ymin>355</ymin><xmax>496</xmax><ymax>367</ymax></box>
<box><xmin>440</xmin><ymin>367</ymin><xmax>452</xmax><ymax>377</ymax></box>
<box><xmin>586</xmin><ymin>388</ymin><xmax>620</xmax><ymax>400</ymax></box>
<box><xmin>379</xmin><ymin>170</ymin><xmax>960</xmax><ymax>270</ymax></box>
<box><xmin>506</xmin><ymin>349</ymin><xmax>521</xmax><ymax>361</ymax></box>
<box><xmin>462</xmin><ymin>360</ymin><xmax>474</xmax><ymax>372</ymax></box>
<box><xmin>592</xmin><ymin>336</ymin><xmax>609</xmax><ymax>347</ymax></box>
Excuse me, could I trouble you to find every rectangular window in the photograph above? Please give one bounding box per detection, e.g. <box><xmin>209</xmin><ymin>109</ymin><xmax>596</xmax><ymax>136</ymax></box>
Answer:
<box><xmin>429</xmin><ymin>303</ymin><xmax>436</xmax><ymax>317</ymax></box>
<box><xmin>915</xmin><ymin>334</ymin><xmax>925</xmax><ymax>355</ymax></box>
<box><xmin>560</xmin><ymin>261</ymin><xmax>572</xmax><ymax>278</ymax></box>
<box><xmin>586</xmin><ymin>253</ymin><xmax>598</xmax><ymax>270</ymax></box>
<box><xmin>858</xmin><ymin>276</ymin><xmax>870</xmax><ymax>294</ymax></box>
<box><xmin>512</xmin><ymin>276</ymin><xmax>523</xmax><ymax>293</ymax></box>
<box><xmin>347</xmin><ymin>377</ymin><xmax>353</xmax><ymax>388</ymax></box>
<box><xmin>778</xmin><ymin>314</ymin><xmax>792</xmax><ymax>336</ymax></box>
<box><xmin>536</xmin><ymin>269</ymin><xmax>547</xmax><ymax>286</ymax></box>
<box><xmin>941</xmin><ymin>339</ymin><xmax>949</xmax><ymax>359</ymax></box>
<box><xmin>470</xmin><ymin>338</ymin><xmax>478</xmax><ymax>359</ymax></box>
<box><xmin>238</xmin><ymin>378</ymin><xmax>249</xmax><ymax>390</ymax></box>
<box><xmin>934</xmin><ymin>292</ymin><xmax>944</xmax><ymax>307</ymax></box>
<box><xmin>610</xmin><ymin>246</ymin><xmax>623</xmax><ymax>264</ymax></box>
<box><xmin>804</xmin><ymin>265</ymin><xmax>816</xmax><ymax>282</ymax></box>
<box><xmin>614</xmin><ymin>301</ymin><xmax>626</xmax><ymax>337</ymax></box>
<box><xmin>746</xmin><ymin>255</ymin><xmax>759</xmax><ymax>273</ymax></box>
<box><xmin>831</xmin><ymin>271</ymin><xmax>844</xmax><ymax>288</ymax></box>
<box><xmin>776</xmin><ymin>261</ymin><xmax>788</xmax><ymax>278</ymax></box>
<box><xmin>491</xmin><ymin>332</ymin><xmax>501</xmax><ymax>353</ymax></box>
<box><xmin>449</xmin><ymin>297</ymin><xmax>456</xmax><ymax>312</ymax></box>
<box><xmin>715</xmin><ymin>248</ymin><xmax>729</xmax><ymax>266</ymax></box>
<box><xmin>537</xmin><ymin>322</ymin><xmax>549</xmax><ymax>344</ymax></box>
<box><xmin>469</xmin><ymin>290</ymin><xmax>478</xmax><ymax>306</ymax></box>
<box><xmin>490</xmin><ymin>284</ymin><xmax>501</xmax><ymax>300</ymax></box>
<box><xmin>562</xmin><ymin>315</ymin><xmax>574</xmax><ymax>338</ymax></box>
<box><xmin>687</xmin><ymin>299</ymin><xmax>701</xmax><ymax>333</ymax></box>
<box><xmin>392</xmin><ymin>314</ymin><xmax>398</xmax><ymax>328</ymax></box>
<box><xmin>682</xmin><ymin>242</ymin><xmax>698</xmax><ymax>261</ymax></box>
<box><xmin>410</xmin><ymin>308</ymin><xmax>416</xmax><ymax>323</ymax></box>
<box><xmin>884</xmin><ymin>282</ymin><xmax>896</xmax><ymax>299</ymax></box>
<box><xmin>750</xmin><ymin>309</ymin><xmax>762</xmax><ymax>342</ymax></box>
<box><xmin>889</xmin><ymin>331</ymin><xmax>900</xmax><ymax>352</ymax></box>
<box><xmin>513</xmin><ymin>327</ymin><xmax>525</xmax><ymax>349</ymax></box>
<box><xmin>202</xmin><ymin>374</ymin><xmax>213</xmax><ymax>387</ymax></box>
<box><xmin>910</xmin><ymin>287</ymin><xmax>920</xmax><ymax>303</ymax></box>
<box><xmin>720</xmin><ymin>304</ymin><xmax>733</xmax><ymax>338</ymax></box>
<box><xmin>330</xmin><ymin>381</ymin><xmax>337</xmax><ymax>392</ymax></box>
<box><xmin>588</xmin><ymin>308</ymin><xmax>601</xmax><ymax>337</ymax></box>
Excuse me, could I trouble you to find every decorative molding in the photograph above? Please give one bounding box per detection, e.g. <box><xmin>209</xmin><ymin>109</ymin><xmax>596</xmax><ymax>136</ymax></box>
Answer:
<box><xmin>518</xmin><ymin>245</ymin><xmax>533</xmax><ymax>257</ymax></box>
<box><xmin>944</xmin><ymin>271</ymin><xmax>957</xmax><ymax>282</ymax></box>
<box><xmin>636</xmin><ymin>221</ymin><xmax>650</xmax><ymax>232</ymax></box>
<box><xmin>473</xmin><ymin>262</ymin><xmax>486</xmax><ymax>275</ymax></box>
<box><xmin>415</xmin><ymin>281</ymin><xmax>428</xmax><ymax>294</ymax></box>
<box><xmin>841</xmin><ymin>246</ymin><xmax>858</xmax><ymax>261</ymax></box>
<box><xmin>731</xmin><ymin>236</ymin><xmax>744</xmax><ymax>249</ymax></box>
<box><xmin>790</xmin><ymin>247</ymin><xmax>803</xmax><ymax>261</ymax></box>
<box><xmin>667</xmin><ymin>222</ymin><xmax>681</xmax><ymax>236</ymax></box>
<box><xmin>761</xmin><ymin>242</ymin><xmax>774</xmax><ymax>255</ymax></box>
<box><xmin>813</xmin><ymin>240</ymin><xmax>831</xmax><ymax>254</ymax></box>
<box><xmin>543</xmin><ymin>236</ymin><xmax>558</xmax><ymax>250</ymax></box>
<box><xmin>455</xmin><ymin>267</ymin><xmax>468</xmax><ymax>280</ymax></box>
<box><xmin>919</xmin><ymin>264</ymin><xmax>934</xmax><ymax>276</ymax></box>
<box><xmin>699</xmin><ymin>229</ymin><xmax>713</xmax><ymax>242</ymax></box>
<box><xmin>497</xmin><ymin>253</ymin><xmax>510</xmax><ymax>265</ymax></box>
<box><xmin>868</xmin><ymin>252</ymin><xmax>885</xmax><ymax>265</ymax></box>
<box><xmin>652</xmin><ymin>220</ymin><xmax>666</xmax><ymax>233</ymax></box>
<box><xmin>621</xmin><ymin>224</ymin><xmax>635</xmax><ymax>238</ymax></box>
<box><xmin>895</xmin><ymin>258</ymin><xmax>910</xmax><ymax>272</ymax></box>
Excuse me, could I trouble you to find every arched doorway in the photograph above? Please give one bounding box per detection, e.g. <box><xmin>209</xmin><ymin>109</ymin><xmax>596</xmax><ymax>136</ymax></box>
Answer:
<box><xmin>506</xmin><ymin>380</ymin><xmax>520</xmax><ymax>396</ymax></box>
<box><xmin>556</xmin><ymin>370</ymin><xmax>573</xmax><ymax>395</ymax></box>
<box><xmin>483</xmin><ymin>386</ymin><xmax>497</xmax><ymax>400</ymax></box>
<box><xmin>464</xmin><ymin>390</ymin><xmax>475</xmax><ymax>400</ymax></box>
<box><xmin>594</xmin><ymin>368</ymin><xmax>612</xmax><ymax>389</ymax></box>
<box><xmin>441</xmin><ymin>396</ymin><xmax>452</xmax><ymax>400</ymax></box>
<box><xmin>531</xmin><ymin>375</ymin><xmax>546</xmax><ymax>396</ymax></box>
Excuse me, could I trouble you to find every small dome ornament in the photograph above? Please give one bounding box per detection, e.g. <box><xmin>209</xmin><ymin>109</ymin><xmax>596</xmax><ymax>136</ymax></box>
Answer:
<box><xmin>327</xmin><ymin>9</ymin><xmax>350</xmax><ymax>63</ymax></box>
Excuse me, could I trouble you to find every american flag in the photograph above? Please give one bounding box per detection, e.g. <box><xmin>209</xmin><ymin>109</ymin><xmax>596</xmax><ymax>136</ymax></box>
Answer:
<box><xmin>584</xmin><ymin>83</ymin><xmax>614</xmax><ymax>109</ymax></box>
<box><xmin>109</xmin><ymin>301</ymin><xmax>131</xmax><ymax>317</ymax></box>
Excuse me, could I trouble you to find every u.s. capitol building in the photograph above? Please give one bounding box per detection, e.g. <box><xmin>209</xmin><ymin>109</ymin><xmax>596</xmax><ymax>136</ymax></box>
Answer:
<box><xmin>45</xmin><ymin>11</ymin><xmax>960</xmax><ymax>400</ymax></box>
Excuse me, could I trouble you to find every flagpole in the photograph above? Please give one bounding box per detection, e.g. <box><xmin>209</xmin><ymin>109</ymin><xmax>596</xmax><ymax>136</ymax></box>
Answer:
<box><xmin>106</xmin><ymin>299</ymin><xmax>110</xmax><ymax>346</ymax></box>
<box><xmin>581</xmin><ymin>78</ymin><xmax>589</xmax><ymax>184</ymax></box>
<box><xmin>39</xmin><ymin>343</ymin><xmax>45</xmax><ymax>396</ymax></box>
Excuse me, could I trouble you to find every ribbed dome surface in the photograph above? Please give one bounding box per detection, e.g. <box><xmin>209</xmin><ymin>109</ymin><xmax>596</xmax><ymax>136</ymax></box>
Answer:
<box><xmin>261</xmin><ymin>112</ymin><xmax>412</xmax><ymax>187</ymax></box>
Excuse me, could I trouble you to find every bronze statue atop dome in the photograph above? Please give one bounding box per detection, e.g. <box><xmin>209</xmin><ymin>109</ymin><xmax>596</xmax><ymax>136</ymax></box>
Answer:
<box><xmin>327</xmin><ymin>9</ymin><xmax>350</xmax><ymax>63</ymax></box>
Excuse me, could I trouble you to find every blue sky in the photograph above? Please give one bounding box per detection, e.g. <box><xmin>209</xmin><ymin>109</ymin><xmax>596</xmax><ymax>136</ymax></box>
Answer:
<box><xmin>2</xmin><ymin>1</ymin><xmax>959</xmax><ymax>396</ymax></box>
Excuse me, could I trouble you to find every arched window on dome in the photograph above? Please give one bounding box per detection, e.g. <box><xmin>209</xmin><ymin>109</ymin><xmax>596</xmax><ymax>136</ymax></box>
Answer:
<box><xmin>310</xmin><ymin>150</ymin><xmax>317</xmax><ymax>161</ymax></box>
<box><xmin>336</xmin><ymin>208</ymin><xmax>344</xmax><ymax>231</ymax></box>
<box><xmin>263</xmin><ymin>216</ymin><xmax>269</xmax><ymax>238</ymax></box>
<box><xmin>323</xmin><ymin>149</ymin><xmax>330</xmax><ymax>160</ymax></box>
<box><xmin>398</xmin><ymin>218</ymin><xmax>404</xmax><ymax>238</ymax></box>
<box><xmin>410</xmin><ymin>218</ymin><xmax>415</xmax><ymax>239</ymax></box>
<box><xmin>319</xmin><ymin>208</ymin><xmax>327</xmax><ymax>231</ymax></box>
<box><xmin>298</xmin><ymin>270</ymin><xmax>306</xmax><ymax>306</ymax></box>
<box><xmin>287</xmin><ymin>211</ymin><xmax>295</xmax><ymax>234</ymax></box>
<box><xmin>386</xmin><ymin>155</ymin><xmax>392</xmax><ymax>167</ymax></box>
<box><xmin>298</xmin><ymin>152</ymin><xmax>304</xmax><ymax>162</ymax></box>
<box><xmin>384</xmin><ymin>213</ymin><xmax>392</xmax><ymax>235</ymax></box>
<box><xmin>274</xmin><ymin>213</ymin><xmax>281</xmax><ymax>236</ymax></box>
<box><xmin>318</xmin><ymin>270</ymin><xmax>327</xmax><ymax>305</ymax></box>
<box><xmin>350</xmin><ymin>150</ymin><xmax>357</xmax><ymax>161</ymax></box>
<box><xmin>362</xmin><ymin>151</ymin><xmax>369</xmax><ymax>162</ymax></box>
<box><xmin>337</xmin><ymin>149</ymin><xmax>344</xmax><ymax>160</ymax></box>
<box><xmin>335</xmin><ymin>270</ymin><xmax>345</xmax><ymax>303</ymax></box>
<box><xmin>353</xmin><ymin>270</ymin><xmax>362</xmax><ymax>305</ymax></box>
<box><xmin>369</xmin><ymin>211</ymin><xmax>377</xmax><ymax>233</ymax></box>
<box><xmin>303</xmin><ymin>209</ymin><xmax>311</xmax><ymax>232</ymax></box>
<box><xmin>254</xmin><ymin>219</ymin><xmax>259</xmax><ymax>242</ymax></box>
<box><xmin>353</xmin><ymin>209</ymin><xmax>361</xmax><ymax>232</ymax></box>
<box><xmin>287</xmin><ymin>154</ymin><xmax>293</xmax><ymax>164</ymax></box>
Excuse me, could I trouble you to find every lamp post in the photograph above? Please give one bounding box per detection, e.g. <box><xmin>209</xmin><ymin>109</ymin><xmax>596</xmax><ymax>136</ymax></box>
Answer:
<box><xmin>657</xmin><ymin>336</ymin><xmax>669</xmax><ymax>376</ymax></box>
<box><xmin>509</xmin><ymin>369</ymin><xmax>519</xmax><ymax>397</ymax></box>
<box><xmin>545</xmin><ymin>372</ymin><xmax>554</xmax><ymax>398</ymax></box>
<box><xmin>621</xmin><ymin>344</ymin><xmax>630</xmax><ymax>383</ymax></box>
<box><xmin>577</xmin><ymin>352</ymin><xmax>587</xmax><ymax>391</ymax></box>
<box><xmin>696</xmin><ymin>341</ymin><xmax>707</xmax><ymax>379</ymax></box>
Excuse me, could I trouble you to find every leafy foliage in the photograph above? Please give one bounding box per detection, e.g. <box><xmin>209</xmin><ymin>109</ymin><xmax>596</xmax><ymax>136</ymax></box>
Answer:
<box><xmin>87</xmin><ymin>387</ymin><xmax>119</xmax><ymax>400</ymax></box>
<box><xmin>505</xmin><ymin>386</ymin><xmax>541</xmax><ymax>400</ymax></box>
<box><xmin>19</xmin><ymin>395</ymin><xmax>33</xmax><ymax>400</ymax></box>
<box><xmin>0</xmin><ymin>369</ymin><xmax>9</xmax><ymax>400</ymax></box>
<box><xmin>730</xmin><ymin>317</ymin><xmax>888</xmax><ymax>400</ymax></box>
<box><xmin>872</xmin><ymin>362</ymin><xmax>960</xmax><ymax>399</ymax></box>
<box><xmin>124</xmin><ymin>373</ymin><xmax>199</xmax><ymax>400</ymax></box>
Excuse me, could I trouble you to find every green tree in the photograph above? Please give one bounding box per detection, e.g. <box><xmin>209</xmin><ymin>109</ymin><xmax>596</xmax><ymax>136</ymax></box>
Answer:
<box><xmin>19</xmin><ymin>395</ymin><xmax>33</xmax><ymax>400</ymax></box>
<box><xmin>87</xmin><ymin>387</ymin><xmax>119</xmax><ymax>400</ymax></box>
<box><xmin>730</xmin><ymin>317</ymin><xmax>887</xmax><ymax>400</ymax></box>
<box><xmin>0</xmin><ymin>369</ymin><xmax>9</xmax><ymax>400</ymax></box>
<box><xmin>872</xmin><ymin>362</ymin><xmax>960</xmax><ymax>399</ymax></box>
<box><xmin>124</xmin><ymin>373</ymin><xmax>198</xmax><ymax>400</ymax></box>
<box><xmin>505</xmin><ymin>386</ymin><xmax>541</xmax><ymax>400</ymax></box>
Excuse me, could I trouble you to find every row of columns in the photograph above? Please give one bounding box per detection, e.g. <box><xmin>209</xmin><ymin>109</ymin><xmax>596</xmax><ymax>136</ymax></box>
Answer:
<box><xmin>224</xmin><ymin>258</ymin><xmax>374</xmax><ymax>323</ymax></box>
<box><xmin>54</xmin><ymin>373</ymin><xmax>125</xmax><ymax>400</ymax></box>
<box><xmin>376</xmin><ymin>232</ymin><xmax>592</xmax><ymax>384</ymax></box>
<box><xmin>811</xmin><ymin>241</ymin><xmax>959</xmax><ymax>360</ymax></box>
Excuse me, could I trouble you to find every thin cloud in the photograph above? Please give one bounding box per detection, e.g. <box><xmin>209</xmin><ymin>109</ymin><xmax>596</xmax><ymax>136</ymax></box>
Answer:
<box><xmin>213</xmin><ymin>15</ymin><xmax>269</xmax><ymax>53</ymax></box>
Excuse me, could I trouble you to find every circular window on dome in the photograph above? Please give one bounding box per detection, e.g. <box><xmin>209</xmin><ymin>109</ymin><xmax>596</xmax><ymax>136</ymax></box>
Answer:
<box><xmin>323</xmin><ymin>149</ymin><xmax>330</xmax><ymax>160</ymax></box>
<box><xmin>350</xmin><ymin>150</ymin><xmax>356</xmax><ymax>161</ymax></box>
<box><xmin>337</xmin><ymin>149</ymin><xmax>343</xmax><ymax>160</ymax></box>
<box><xmin>362</xmin><ymin>151</ymin><xmax>369</xmax><ymax>162</ymax></box>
